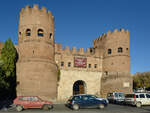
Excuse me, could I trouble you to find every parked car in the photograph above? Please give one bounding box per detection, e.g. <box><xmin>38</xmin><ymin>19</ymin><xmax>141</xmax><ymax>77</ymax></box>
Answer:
<box><xmin>66</xmin><ymin>94</ymin><xmax>108</xmax><ymax>110</ymax></box>
<box><xmin>125</xmin><ymin>93</ymin><xmax>150</xmax><ymax>107</ymax></box>
<box><xmin>136</xmin><ymin>88</ymin><xmax>145</xmax><ymax>93</ymax></box>
<box><xmin>13</xmin><ymin>96</ymin><xmax>53</xmax><ymax>111</ymax></box>
<box><xmin>107</xmin><ymin>92</ymin><xmax>125</xmax><ymax>104</ymax></box>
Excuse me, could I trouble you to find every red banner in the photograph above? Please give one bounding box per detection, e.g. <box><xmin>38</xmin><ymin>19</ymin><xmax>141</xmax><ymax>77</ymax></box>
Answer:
<box><xmin>74</xmin><ymin>57</ymin><xmax>87</xmax><ymax>68</ymax></box>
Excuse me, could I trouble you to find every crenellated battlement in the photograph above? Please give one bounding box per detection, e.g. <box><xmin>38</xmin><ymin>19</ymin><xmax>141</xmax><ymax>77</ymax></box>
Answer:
<box><xmin>19</xmin><ymin>4</ymin><xmax>54</xmax><ymax>23</ymax></box>
<box><xmin>18</xmin><ymin>4</ymin><xmax>55</xmax><ymax>44</ymax></box>
<box><xmin>55</xmin><ymin>43</ymin><xmax>93</xmax><ymax>56</ymax></box>
<box><xmin>93</xmin><ymin>28</ymin><xmax>129</xmax><ymax>47</ymax></box>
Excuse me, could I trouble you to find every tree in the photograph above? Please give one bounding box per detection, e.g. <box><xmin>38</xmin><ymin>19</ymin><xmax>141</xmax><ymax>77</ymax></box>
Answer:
<box><xmin>1</xmin><ymin>39</ymin><xmax>17</xmax><ymax>78</ymax></box>
<box><xmin>0</xmin><ymin>66</ymin><xmax>8</xmax><ymax>89</ymax></box>
<box><xmin>0</xmin><ymin>39</ymin><xmax>17</xmax><ymax>99</ymax></box>
<box><xmin>133</xmin><ymin>72</ymin><xmax>150</xmax><ymax>90</ymax></box>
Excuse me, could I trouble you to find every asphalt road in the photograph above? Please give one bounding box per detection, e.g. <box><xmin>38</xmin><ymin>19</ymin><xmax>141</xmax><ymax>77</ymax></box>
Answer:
<box><xmin>1</xmin><ymin>104</ymin><xmax>150</xmax><ymax>113</ymax></box>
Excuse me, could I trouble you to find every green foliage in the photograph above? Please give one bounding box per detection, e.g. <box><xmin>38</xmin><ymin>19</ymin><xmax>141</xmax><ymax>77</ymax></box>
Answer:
<box><xmin>0</xmin><ymin>39</ymin><xmax>17</xmax><ymax>90</ymax></box>
<box><xmin>0</xmin><ymin>67</ymin><xmax>9</xmax><ymax>89</ymax></box>
<box><xmin>133</xmin><ymin>72</ymin><xmax>150</xmax><ymax>89</ymax></box>
<box><xmin>1</xmin><ymin>39</ymin><xmax>17</xmax><ymax>77</ymax></box>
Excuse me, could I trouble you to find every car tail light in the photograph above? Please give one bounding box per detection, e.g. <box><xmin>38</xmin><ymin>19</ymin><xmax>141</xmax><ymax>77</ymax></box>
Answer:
<box><xmin>69</xmin><ymin>101</ymin><xmax>72</xmax><ymax>104</ymax></box>
<box><xmin>134</xmin><ymin>94</ymin><xmax>136</xmax><ymax>101</ymax></box>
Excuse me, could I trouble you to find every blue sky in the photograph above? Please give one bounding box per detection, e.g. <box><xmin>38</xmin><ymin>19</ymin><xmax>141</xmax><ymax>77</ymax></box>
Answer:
<box><xmin>0</xmin><ymin>0</ymin><xmax>150</xmax><ymax>74</ymax></box>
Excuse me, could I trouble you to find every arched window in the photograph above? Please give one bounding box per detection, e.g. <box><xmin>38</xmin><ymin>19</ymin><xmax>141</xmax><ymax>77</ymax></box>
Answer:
<box><xmin>26</xmin><ymin>29</ymin><xmax>31</xmax><ymax>36</ymax></box>
<box><xmin>88</xmin><ymin>64</ymin><xmax>91</xmax><ymax>68</ymax></box>
<box><xmin>68</xmin><ymin>62</ymin><xmax>71</xmax><ymax>67</ymax></box>
<box><xmin>108</xmin><ymin>49</ymin><xmax>112</xmax><ymax>54</ymax></box>
<box><xmin>61</xmin><ymin>61</ymin><xmax>64</xmax><ymax>67</ymax></box>
<box><xmin>37</xmin><ymin>29</ymin><xmax>44</xmax><ymax>37</ymax></box>
<box><xmin>94</xmin><ymin>64</ymin><xmax>97</xmax><ymax>68</ymax></box>
<box><xmin>118</xmin><ymin>47</ymin><xmax>123</xmax><ymax>53</ymax></box>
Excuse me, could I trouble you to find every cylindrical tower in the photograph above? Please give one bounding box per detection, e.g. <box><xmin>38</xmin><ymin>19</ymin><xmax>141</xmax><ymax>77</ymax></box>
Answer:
<box><xmin>16</xmin><ymin>5</ymin><xmax>57</xmax><ymax>101</ymax></box>
<box><xmin>102</xmin><ymin>29</ymin><xmax>130</xmax><ymax>73</ymax></box>
<box><xmin>94</xmin><ymin>29</ymin><xmax>132</xmax><ymax>97</ymax></box>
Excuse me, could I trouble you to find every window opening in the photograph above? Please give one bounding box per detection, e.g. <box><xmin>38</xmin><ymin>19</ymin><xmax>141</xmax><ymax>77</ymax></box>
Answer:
<box><xmin>118</xmin><ymin>47</ymin><xmax>123</xmax><ymax>53</ymax></box>
<box><xmin>61</xmin><ymin>62</ymin><xmax>64</xmax><ymax>67</ymax></box>
<box><xmin>88</xmin><ymin>64</ymin><xmax>91</xmax><ymax>68</ymax></box>
<box><xmin>68</xmin><ymin>62</ymin><xmax>71</xmax><ymax>67</ymax></box>
<box><xmin>108</xmin><ymin>49</ymin><xmax>112</xmax><ymax>54</ymax></box>
<box><xmin>37</xmin><ymin>29</ymin><xmax>44</xmax><ymax>37</ymax></box>
<box><xmin>26</xmin><ymin>29</ymin><xmax>31</xmax><ymax>36</ymax></box>
<box><xmin>94</xmin><ymin>64</ymin><xmax>97</xmax><ymax>68</ymax></box>
<box><xmin>50</xmin><ymin>33</ymin><xmax>52</xmax><ymax>39</ymax></box>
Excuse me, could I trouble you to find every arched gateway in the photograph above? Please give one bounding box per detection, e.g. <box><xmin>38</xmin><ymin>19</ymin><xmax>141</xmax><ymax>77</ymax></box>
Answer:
<box><xmin>73</xmin><ymin>80</ymin><xmax>86</xmax><ymax>95</ymax></box>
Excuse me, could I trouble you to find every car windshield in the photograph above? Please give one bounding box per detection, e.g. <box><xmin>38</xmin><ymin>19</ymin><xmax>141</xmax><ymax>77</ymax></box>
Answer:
<box><xmin>118</xmin><ymin>93</ymin><xmax>125</xmax><ymax>97</ymax></box>
<box><xmin>107</xmin><ymin>93</ymin><xmax>113</xmax><ymax>97</ymax></box>
<box><xmin>91</xmin><ymin>95</ymin><xmax>97</xmax><ymax>98</ymax></box>
<box><xmin>37</xmin><ymin>97</ymin><xmax>42</xmax><ymax>101</ymax></box>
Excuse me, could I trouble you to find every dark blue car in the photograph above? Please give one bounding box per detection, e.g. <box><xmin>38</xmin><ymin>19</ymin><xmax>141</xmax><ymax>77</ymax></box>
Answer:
<box><xmin>66</xmin><ymin>94</ymin><xmax>108</xmax><ymax>110</ymax></box>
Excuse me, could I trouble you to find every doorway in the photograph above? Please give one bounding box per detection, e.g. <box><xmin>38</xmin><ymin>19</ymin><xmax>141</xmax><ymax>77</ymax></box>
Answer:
<box><xmin>73</xmin><ymin>80</ymin><xmax>86</xmax><ymax>95</ymax></box>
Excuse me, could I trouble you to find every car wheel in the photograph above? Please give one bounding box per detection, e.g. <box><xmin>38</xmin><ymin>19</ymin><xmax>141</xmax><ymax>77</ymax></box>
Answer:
<box><xmin>47</xmin><ymin>104</ymin><xmax>53</xmax><ymax>110</ymax></box>
<box><xmin>136</xmin><ymin>102</ymin><xmax>142</xmax><ymax>108</ymax></box>
<box><xmin>16</xmin><ymin>105</ymin><xmax>23</xmax><ymax>112</ymax></box>
<box><xmin>72</xmin><ymin>104</ymin><xmax>79</xmax><ymax>110</ymax></box>
<box><xmin>42</xmin><ymin>105</ymin><xmax>49</xmax><ymax>110</ymax></box>
<box><xmin>99</xmin><ymin>104</ymin><xmax>105</xmax><ymax>109</ymax></box>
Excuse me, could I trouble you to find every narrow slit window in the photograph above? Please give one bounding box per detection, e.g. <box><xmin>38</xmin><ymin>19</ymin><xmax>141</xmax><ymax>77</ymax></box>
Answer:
<box><xmin>50</xmin><ymin>33</ymin><xmax>52</xmax><ymax>39</ymax></box>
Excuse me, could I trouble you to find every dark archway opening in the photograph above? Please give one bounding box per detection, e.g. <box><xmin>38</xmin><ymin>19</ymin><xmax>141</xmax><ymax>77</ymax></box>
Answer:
<box><xmin>73</xmin><ymin>80</ymin><xmax>86</xmax><ymax>95</ymax></box>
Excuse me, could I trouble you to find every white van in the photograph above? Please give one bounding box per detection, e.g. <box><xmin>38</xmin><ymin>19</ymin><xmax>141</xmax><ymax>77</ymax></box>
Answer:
<box><xmin>125</xmin><ymin>93</ymin><xmax>150</xmax><ymax>107</ymax></box>
<box><xmin>107</xmin><ymin>92</ymin><xmax>125</xmax><ymax>104</ymax></box>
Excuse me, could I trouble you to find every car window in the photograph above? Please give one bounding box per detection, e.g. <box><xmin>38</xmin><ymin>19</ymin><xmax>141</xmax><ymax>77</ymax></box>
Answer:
<box><xmin>146</xmin><ymin>94</ymin><xmax>150</xmax><ymax>98</ymax></box>
<box><xmin>74</xmin><ymin>96</ymin><xmax>80</xmax><ymax>101</ymax></box>
<box><xmin>89</xmin><ymin>95</ymin><xmax>96</xmax><ymax>99</ymax></box>
<box><xmin>125</xmin><ymin>94</ymin><xmax>134</xmax><ymax>98</ymax></box>
<box><xmin>21</xmin><ymin>97</ymin><xmax>29</xmax><ymax>101</ymax></box>
<box><xmin>32</xmin><ymin>97</ymin><xmax>38</xmax><ymax>101</ymax></box>
<box><xmin>115</xmin><ymin>93</ymin><xmax>118</xmax><ymax>97</ymax></box>
<box><xmin>136</xmin><ymin>95</ymin><xmax>139</xmax><ymax>98</ymax></box>
<box><xmin>118</xmin><ymin>93</ymin><xmax>124</xmax><ymax>97</ymax></box>
<box><xmin>82</xmin><ymin>96</ymin><xmax>89</xmax><ymax>100</ymax></box>
<box><xmin>29</xmin><ymin>97</ymin><xmax>34</xmax><ymax>101</ymax></box>
<box><xmin>139</xmin><ymin>94</ymin><xmax>145</xmax><ymax>98</ymax></box>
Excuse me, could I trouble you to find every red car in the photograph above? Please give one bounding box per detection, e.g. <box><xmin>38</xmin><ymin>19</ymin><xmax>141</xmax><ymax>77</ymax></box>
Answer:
<box><xmin>13</xmin><ymin>96</ymin><xmax>53</xmax><ymax>111</ymax></box>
